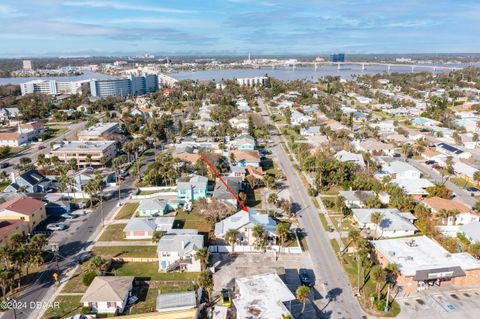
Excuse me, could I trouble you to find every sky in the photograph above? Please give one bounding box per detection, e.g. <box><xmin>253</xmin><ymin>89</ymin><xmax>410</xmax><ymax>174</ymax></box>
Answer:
<box><xmin>1</xmin><ymin>0</ymin><xmax>480</xmax><ymax>57</ymax></box>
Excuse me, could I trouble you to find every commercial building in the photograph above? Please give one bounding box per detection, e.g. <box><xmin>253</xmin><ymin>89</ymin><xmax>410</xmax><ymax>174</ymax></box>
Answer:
<box><xmin>89</xmin><ymin>74</ymin><xmax>158</xmax><ymax>98</ymax></box>
<box><xmin>20</xmin><ymin>80</ymin><xmax>86</xmax><ymax>96</ymax></box>
<box><xmin>50</xmin><ymin>140</ymin><xmax>117</xmax><ymax>167</ymax></box>
<box><xmin>77</xmin><ymin>122</ymin><xmax>120</xmax><ymax>141</ymax></box>
<box><xmin>236</xmin><ymin>77</ymin><xmax>268</xmax><ymax>87</ymax></box>
<box><xmin>22</xmin><ymin>60</ymin><xmax>33</xmax><ymax>70</ymax></box>
<box><xmin>330</xmin><ymin>53</ymin><xmax>345</xmax><ymax>62</ymax></box>
<box><xmin>372</xmin><ymin>236</ymin><xmax>480</xmax><ymax>292</ymax></box>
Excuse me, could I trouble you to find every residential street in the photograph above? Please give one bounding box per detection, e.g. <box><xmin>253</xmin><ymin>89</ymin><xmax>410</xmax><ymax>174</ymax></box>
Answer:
<box><xmin>0</xmin><ymin>121</ymin><xmax>87</xmax><ymax>175</ymax></box>
<box><xmin>258</xmin><ymin>98</ymin><xmax>363</xmax><ymax>318</ymax></box>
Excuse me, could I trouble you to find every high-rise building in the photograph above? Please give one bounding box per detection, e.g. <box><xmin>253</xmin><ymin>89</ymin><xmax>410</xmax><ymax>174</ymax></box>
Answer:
<box><xmin>330</xmin><ymin>53</ymin><xmax>345</xmax><ymax>62</ymax></box>
<box><xmin>20</xmin><ymin>80</ymin><xmax>86</xmax><ymax>96</ymax></box>
<box><xmin>22</xmin><ymin>60</ymin><xmax>33</xmax><ymax>70</ymax></box>
<box><xmin>89</xmin><ymin>74</ymin><xmax>158</xmax><ymax>98</ymax></box>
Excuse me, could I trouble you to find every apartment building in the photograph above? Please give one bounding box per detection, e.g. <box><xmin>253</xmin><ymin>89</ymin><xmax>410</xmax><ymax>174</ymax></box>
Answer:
<box><xmin>20</xmin><ymin>80</ymin><xmax>86</xmax><ymax>96</ymax></box>
<box><xmin>50</xmin><ymin>140</ymin><xmax>117</xmax><ymax>167</ymax></box>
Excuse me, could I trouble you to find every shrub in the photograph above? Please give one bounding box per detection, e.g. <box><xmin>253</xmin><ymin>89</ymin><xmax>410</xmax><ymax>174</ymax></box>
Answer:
<box><xmin>82</xmin><ymin>271</ymin><xmax>97</xmax><ymax>286</ymax></box>
<box><xmin>81</xmin><ymin>306</ymin><xmax>92</xmax><ymax>314</ymax></box>
<box><xmin>322</xmin><ymin>197</ymin><xmax>336</xmax><ymax>209</ymax></box>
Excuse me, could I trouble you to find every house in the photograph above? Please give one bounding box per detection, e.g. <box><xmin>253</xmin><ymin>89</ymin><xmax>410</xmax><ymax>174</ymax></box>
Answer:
<box><xmin>230</xmin><ymin>166</ymin><xmax>246</xmax><ymax>178</ymax></box>
<box><xmin>137</xmin><ymin>198</ymin><xmax>177</xmax><ymax>217</ymax></box>
<box><xmin>460</xmin><ymin>222</ymin><xmax>480</xmax><ymax>243</ymax></box>
<box><xmin>421</xmin><ymin>197</ymin><xmax>478</xmax><ymax>226</ymax></box>
<box><xmin>71</xmin><ymin>168</ymin><xmax>116</xmax><ymax>192</ymax></box>
<box><xmin>307</xmin><ymin>135</ymin><xmax>330</xmax><ymax>149</ymax></box>
<box><xmin>157</xmin><ymin>229</ymin><xmax>204</xmax><ymax>272</ymax></box>
<box><xmin>231</xmin><ymin>134</ymin><xmax>255</xmax><ymax>151</ymax></box>
<box><xmin>245</xmin><ymin>165</ymin><xmax>264</xmax><ymax>182</ymax></box>
<box><xmin>156</xmin><ymin>291</ymin><xmax>196</xmax><ymax>313</ymax></box>
<box><xmin>300</xmin><ymin>126</ymin><xmax>321</xmax><ymax>136</ymax></box>
<box><xmin>436</xmin><ymin>143</ymin><xmax>470</xmax><ymax>159</ymax></box>
<box><xmin>391</xmin><ymin>178</ymin><xmax>434</xmax><ymax>199</ymax></box>
<box><xmin>354</xmin><ymin>139</ymin><xmax>395</xmax><ymax>156</ymax></box>
<box><xmin>291</xmin><ymin>110</ymin><xmax>312</xmax><ymax>126</ymax></box>
<box><xmin>453</xmin><ymin>161</ymin><xmax>479</xmax><ymax>183</ymax></box>
<box><xmin>0</xmin><ymin>132</ymin><xmax>28</xmax><ymax>147</ymax></box>
<box><xmin>352</xmin><ymin>208</ymin><xmax>417</xmax><ymax>237</ymax></box>
<box><xmin>230</xmin><ymin>150</ymin><xmax>260</xmax><ymax>167</ymax></box>
<box><xmin>229</xmin><ymin>116</ymin><xmax>249</xmax><ymax>130</ymax></box>
<box><xmin>19</xmin><ymin>121</ymin><xmax>44</xmax><ymax>140</ymax></box>
<box><xmin>372</xmin><ymin>120</ymin><xmax>395</xmax><ymax>133</ymax></box>
<box><xmin>338</xmin><ymin>190</ymin><xmax>376</xmax><ymax>208</ymax></box>
<box><xmin>382</xmin><ymin>161</ymin><xmax>422</xmax><ymax>179</ymax></box>
<box><xmin>0</xmin><ymin>220</ymin><xmax>27</xmax><ymax>246</ymax></box>
<box><xmin>123</xmin><ymin>217</ymin><xmax>175</xmax><ymax>239</ymax></box>
<box><xmin>80</xmin><ymin>276</ymin><xmax>134</xmax><ymax>314</ymax></box>
<box><xmin>4</xmin><ymin>169</ymin><xmax>51</xmax><ymax>193</ymax></box>
<box><xmin>236</xmin><ymin>99</ymin><xmax>251</xmax><ymax>113</ymax></box>
<box><xmin>335</xmin><ymin>150</ymin><xmax>365</xmax><ymax>167</ymax></box>
<box><xmin>234</xmin><ymin>273</ymin><xmax>295</xmax><ymax>319</ymax></box>
<box><xmin>371</xmin><ymin>236</ymin><xmax>480</xmax><ymax>292</ymax></box>
<box><xmin>0</xmin><ymin>197</ymin><xmax>47</xmax><ymax>232</ymax></box>
<box><xmin>212</xmin><ymin>177</ymin><xmax>242</xmax><ymax>208</ymax></box>
<box><xmin>214</xmin><ymin>208</ymin><xmax>277</xmax><ymax>246</ymax></box>
<box><xmin>177</xmin><ymin>175</ymin><xmax>209</xmax><ymax>201</ymax></box>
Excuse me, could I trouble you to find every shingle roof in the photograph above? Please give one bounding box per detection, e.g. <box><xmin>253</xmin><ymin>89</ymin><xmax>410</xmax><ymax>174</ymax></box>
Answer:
<box><xmin>156</xmin><ymin>229</ymin><xmax>204</xmax><ymax>257</ymax></box>
<box><xmin>0</xmin><ymin>197</ymin><xmax>45</xmax><ymax>215</ymax></box>
<box><xmin>80</xmin><ymin>276</ymin><xmax>134</xmax><ymax>303</ymax></box>
<box><xmin>214</xmin><ymin>208</ymin><xmax>276</xmax><ymax>238</ymax></box>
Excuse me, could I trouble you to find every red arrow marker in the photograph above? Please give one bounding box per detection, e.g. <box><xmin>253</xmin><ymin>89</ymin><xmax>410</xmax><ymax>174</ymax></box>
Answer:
<box><xmin>199</xmin><ymin>152</ymin><xmax>249</xmax><ymax>212</ymax></box>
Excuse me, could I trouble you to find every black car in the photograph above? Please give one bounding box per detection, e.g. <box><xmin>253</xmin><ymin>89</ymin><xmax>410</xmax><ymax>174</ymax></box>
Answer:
<box><xmin>392</xmin><ymin>153</ymin><xmax>401</xmax><ymax>158</ymax></box>
<box><xmin>299</xmin><ymin>269</ymin><xmax>313</xmax><ymax>287</ymax></box>
<box><xmin>425</xmin><ymin>160</ymin><xmax>437</xmax><ymax>165</ymax></box>
<box><xmin>0</xmin><ymin>162</ymin><xmax>9</xmax><ymax>168</ymax></box>
<box><xmin>467</xmin><ymin>186</ymin><xmax>479</xmax><ymax>193</ymax></box>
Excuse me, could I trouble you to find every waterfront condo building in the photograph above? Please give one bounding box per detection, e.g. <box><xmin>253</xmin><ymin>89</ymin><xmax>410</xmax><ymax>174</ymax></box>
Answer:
<box><xmin>89</xmin><ymin>74</ymin><xmax>158</xmax><ymax>98</ymax></box>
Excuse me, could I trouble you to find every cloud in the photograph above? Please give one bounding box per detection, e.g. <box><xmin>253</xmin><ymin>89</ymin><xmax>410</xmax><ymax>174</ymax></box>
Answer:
<box><xmin>63</xmin><ymin>1</ymin><xmax>194</xmax><ymax>14</ymax></box>
<box><xmin>0</xmin><ymin>4</ymin><xmax>24</xmax><ymax>17</ymax></box>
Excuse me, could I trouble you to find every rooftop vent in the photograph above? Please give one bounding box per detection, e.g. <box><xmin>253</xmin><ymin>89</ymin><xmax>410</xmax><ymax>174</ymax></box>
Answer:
<box><xmin>406</xmin><ymin>239</ymin><xmax>418</xmax><ymax>247</ymax></box>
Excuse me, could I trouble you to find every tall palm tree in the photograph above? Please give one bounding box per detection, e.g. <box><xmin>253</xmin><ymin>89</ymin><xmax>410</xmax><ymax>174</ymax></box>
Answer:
<box><xmin>370</xmin><ymin>211</ymin><xmax>383</xmax><ymax>238</ymax></box>
<box><xmin>370</xmin><ymin>265</ymin><xmax>386</xmax><ymax>302</ymax></box>
<box><xmin>224</xmin><ymin>229</ymin><xmax>239</xmax><ymax>253</ymax></box>
<box><xmin>296</xmin><ymin>285</ymin><xmax>311</xmax><ymax>317</ymax></box>
<box><xmin>276</xmin><ymin>222</ymin><xmax>290</xmax><ymax>246</ymax></box>
<box><xmin>194</xmin><ymin>248</ymin><xmax>209</xmax><ymax>270</ymax></box>
<box><xmin>252</xmin><ymin>225</ymin><xmax>266</xmax><ymax>250</ymax></box>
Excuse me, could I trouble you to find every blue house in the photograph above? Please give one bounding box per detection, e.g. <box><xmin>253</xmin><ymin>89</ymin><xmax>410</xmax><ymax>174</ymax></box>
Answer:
<box><xmin>232</xmin><ymin>134</ymin><xmax>255</xmax><ymax>151</ymax></box>
<box><xmin>177</xmin><ymin>175</ymin><xmax>209</xmax><ymax>201</ymax></box>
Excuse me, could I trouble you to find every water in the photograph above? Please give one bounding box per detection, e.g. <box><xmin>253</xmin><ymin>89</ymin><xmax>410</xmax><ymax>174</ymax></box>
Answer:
<box><xmin>170</xmin><ymin>64</ymin><xmax>461</xmax><ymax>82</ymax></box>
<box><xmin>0</xmin><ymin>71</ymin><xmax>118</xmax><ymax>85</ymax></box>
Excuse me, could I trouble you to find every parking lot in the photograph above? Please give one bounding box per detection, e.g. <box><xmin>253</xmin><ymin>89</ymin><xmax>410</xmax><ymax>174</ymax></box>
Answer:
<box><xmin>395</xmin><ymin>287</ymin><xmax>480</xmax><ymax>319</ymax></box>
<box><xmin>211</xmin><ymin>252</ymin><xmax>320</xmax><ymax>319</ymax></box>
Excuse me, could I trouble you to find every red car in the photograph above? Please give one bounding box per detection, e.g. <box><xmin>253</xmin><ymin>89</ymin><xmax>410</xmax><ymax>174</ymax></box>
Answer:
<box><xmin>431</xmin><ymin>164</ymin><xmax>444</xmax><ymax>169</ymax></box>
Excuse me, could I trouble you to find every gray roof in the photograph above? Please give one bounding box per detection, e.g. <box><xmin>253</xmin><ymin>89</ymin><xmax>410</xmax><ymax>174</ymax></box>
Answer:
<box><xmin>177</xmin><ymin>174</ymin><xmax>208</xmax><ymax>191</ymax></box>
<box><xmin>156</xmin><ymin>291</ymin><xmax>196</xmax><ymax>311</ymax></box>
<box><xmin>352</xmin><ymin>208</ymin><xmax>418</xmax><ymax>232</ymax></box>
<box><xmin>138</xmin><ymin>198</ymin><xmax>169</xmax><ymax>211</ymax></box>
<box><xmin>215</xmin><ymin>208</ymin><xmax>277</xmax><ymax>238</ymax></box>
<box><xmin>460</xmin><ymin>222</ymin><xmax>480</xmax><ymax>243</ymax></box>
<box><xmin>213</xmin><ymin>177</ymin><xmax>241</xmax><ymax>201</ymax></box>
<box><xmin>156</xmin><ymin>229</ymin><xmax>204</xmax><ymax>256</ymax></box>
<box><xmin>335</xmin><ymin>150</ymin><xmax>365</xmax><ymax>167</ymax></box>
<box><xmin>81</xmin><ymin>276</ymin><xmax>134</xmax><ymax>303</ymax></box>
<box><xmin>123</xmin><ymin>217</ymin><xmax>174</xmax><ymax>232</ymax></box>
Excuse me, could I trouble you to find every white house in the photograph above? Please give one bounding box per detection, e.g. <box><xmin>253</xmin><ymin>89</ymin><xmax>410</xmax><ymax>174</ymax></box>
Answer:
<box><xmin>157</xmin><ymin>229</ymin><xmax>204</xmax><ymax>272</ymax></box>
<box><xmin>80</xmin><ymin>276</ymin><xmax>134</xmax><ymax>314</ymax></box>
<box><xmin>352</xmin><ymin>208</ymin><xmax>418</xmax><ymax>237</ymax></box>
<box><xmin>335</xmin><ymin>150</ymin><xmax>365</xmax><ymax>167</ymax></box>
<box><xmin>123</xmin><ymin>217</ymin><xmax>174</xmax><ymax>239</ymax></box>
<box><xmin>290</xmin><ymin>110</ymin><xmax>312</xmax><ymax>126</ymax></box>
<box><xmin>382</xmin><ymin>160</ymin><xmax>422</xmax><ymax>179</ymax></box>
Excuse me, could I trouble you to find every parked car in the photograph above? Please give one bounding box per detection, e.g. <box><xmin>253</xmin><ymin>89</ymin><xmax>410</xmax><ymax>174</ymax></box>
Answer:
<box><xmin>431</xmin><ymin>164</ymin><xmax>444</xmax><ymax>169</ymax></box>
<box><xmin>0</xmin><ymin>162</ymin><xmax>9</xmax><ymax>168</ymax></box>
<box><xmin>220</xmin><ymin>289</ymin><xmax>232</xmax><ymax>307</ymax></box>
<box><xmin>425</xmin><ymin>160</ymin><xmax>437</xmax><ymax>165</ymax></box>
<box><xmin>61</xmin><ymin>213</ymin><xmax>77</xmax><ymax>219</ymax></box>
<box><xmin>299</xmin><ymin>269</ymin><xmax>313</xmax><ymax>287</ymax></box>
<box><xmin>71</xmin><ymin>209</ymin><xmax>89</xmax><ymax>216</ymax></box>
<box><xmin>392</xmin><ymin>153</ymin><xmax>401</xmax><ymax>158</ymax></box>
<box><xmin>38</xmin><ymin>145</ymin><xmax>46</xmax><ymax>150</ymax></box>
<box><xmin>74</xmin><ymin>252</ymin><xmax>92</xmax><ymax>264</ymax></box>
<box><xmin>46</xmin><ymin>223</ymin><xmax>67</xmax><ymax>231</ymax></box>
<box><xmin>467</xmin><ymin>187</ymin><xmax>479</xmax><ymax>193</ymax></box>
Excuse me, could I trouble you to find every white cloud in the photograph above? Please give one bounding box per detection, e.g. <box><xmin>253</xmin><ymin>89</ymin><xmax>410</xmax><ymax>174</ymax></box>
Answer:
<box><xmin>63</xmin><ymin>1</ymin><xmax>194</xmax><ymax>14</ymax></box>
<box><xmin>0</xmin><ymin>4</ymin><xmax>24</xmax><ymax>17</ymax></box>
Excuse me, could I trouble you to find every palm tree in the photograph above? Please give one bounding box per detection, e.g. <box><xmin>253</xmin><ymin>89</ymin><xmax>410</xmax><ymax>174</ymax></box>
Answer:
<box><xmin>474</xmin><ymin>171</ymin><xmax>480</xmax><ymax>187</ymax></box>
<box><xmin>385</xmin><ymin>263</ymin><xmax>400</xmax><ymax>309</ymax></box>
<box><xmin>267</xmin><ymin>193</ymin><xmax>278</xmax><ymax>205</ymax></box>
<box><xmin>296</xmin><ymin>285</ymin><xmax>311</xmax><ymax>317</ymax></box>
<box><xmin>89</xmin><ymin>256</ymin><xmax>109</xmax><ymax>275</ymax></box>
<box><xmin>370</xmin><ymin>265</ymin><xmax>386</xmax><ymax>302</ymax></box>
<box><xmin>370</xmin><ymin>211</ymin><xmax>383</xmax><ymax>238</ymax></box>
<box><xmin>224</xmin><ymin>229</ymin><xmax>239</xmax><ymax>253</ymax></box>
<box><xmin>438</xmin><ymin>208</ymin><xmax>450</xmax><ymax>225</ymax></box>
<box><xmin>276</xmin><ymin>222</ymin><xmax>290</xmax><ymax>246</ymax></box>
<box><xmin>197</xmin><ymin>271</ymin><xmax>214</xmax><ymax>303</ymax></box>
<box><xmin>252</xmin><ymin>225</ymin><xmax>266</xmax><ymax>250</ymax></box>
<box><xmin>194</xmin><ymin>248</ymin><xmax>209</xmax><ymax>270</ymax></box>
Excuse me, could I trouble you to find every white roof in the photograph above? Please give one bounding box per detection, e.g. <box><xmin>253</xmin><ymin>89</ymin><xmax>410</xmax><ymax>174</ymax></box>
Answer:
<box><xmin>234</xmin><ymin>273</ymin><xmax>295</xmax><ymax>319</ymax></box>
<box><xmin>214</xmin><ymin>208</ymin><xmax>276</xmax><ymax>238</ymax></box>
<box><xmin>335</xmin><ymin>150</ymin><xmax>365</xmax><ymax>167</ymax></box>
<box><xmin>391</xmin><ymin>178</ymin><xmax>433</xmax><ymax>195</ymax></box>
<box><xmin>352</xmin><ymin>208</ymin><xmax>418</xmax><ymax>232</ymax></box>
<box><xmin>460</xmin><ymin>222</ymin><xmax>480</xmax><ymax>243</ymax></box>
<box><xmin>371</xmin><ymin>236</ymin><xmax>480</xmax><ymax>276</ymax></box>
<box><xmin>383</xmin><ymin>161</ymin><xmax>421</xmax><ymax>175</ymax></box>
<box><xmin>78</xmin><ymin>122</ymin><xmax>118</xmax><ymax>137</ymax></box>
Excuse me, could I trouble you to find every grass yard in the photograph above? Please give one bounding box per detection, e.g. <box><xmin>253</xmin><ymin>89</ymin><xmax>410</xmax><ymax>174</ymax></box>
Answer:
<box><xmin>98</xmin><ymin>223</ymin><xmax>127</xmax><ymax>241</ymax></box>
<box><xmin>92</xmin><ymin>246</ymin><xmax>157</xmax><ymax>259</ymax></box>
<box><xmin>0</xmin><ymin>180</ymin><xmax>10</xmax><ymax>191</ymax></box>
<box><xmin>138</xmin><ymin>190</ymin><xmax>160</xmax><ymax>195</ymax></box>
<box><xmin>174</xmin><ymin>209</ymin><xmax>211</xmax><ymax>233</ymax></box>
<box><xmin>42</xmin><ymin>295</ymin><xmax>82</xmax><ymax>319</ymax></box>
<box><xmin>320</xmin><ymin>186</ymin><xmax>343</xmax><ymax>196</ymax></box>
<box><xmin>115</xmin><ymin>202</ymin><xmax>139</xmax><ymax>220</ymax></box>
<box><xmin>450</xmin><ymin>177</ymin><xmax>476</xmax><ymax>190</ymax></box>
<box><xmin>62</xmin><ymin>263</ymin><xmax>90</xmax><ymax>293</ymax></box>
<box><xmin>111</xmin><ymin>262</ymin><xmax>199</xmax><ymax>281</ymax></box>
<box><xmin>330</xmin><ymin>215</ymin><xmax>355</xmax><ymax>232</ymax></box>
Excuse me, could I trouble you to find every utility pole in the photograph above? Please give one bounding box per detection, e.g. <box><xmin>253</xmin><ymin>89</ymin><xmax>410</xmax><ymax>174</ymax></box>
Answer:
<box><xmin>51</xmin><ymin>243</ymin><xmax>60</xmax><ymax>284</ymax></box>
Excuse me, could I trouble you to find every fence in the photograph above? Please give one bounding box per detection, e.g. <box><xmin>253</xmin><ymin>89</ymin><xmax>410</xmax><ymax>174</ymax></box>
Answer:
<box><xmin>131</xmin><ymin>192</ymin><xmax>177</xmax><ymax>200</ymax></box>
<box><xmin>208</xmin><ymin>245</ymin><xmax>302</xmax><ymax>254</ymax></box>
<box><xmin>111</xmin><ymin>257</ymin><xmax>158</xmax><ymax>262</ymax></box>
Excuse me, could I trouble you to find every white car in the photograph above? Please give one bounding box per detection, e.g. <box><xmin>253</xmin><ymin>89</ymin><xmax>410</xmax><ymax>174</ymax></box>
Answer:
<box><xmin>71</xmin><ymin>209</ymin><xmax>90</xmax><ymax>216</ymax></box>
<box><xmin>46</xmin><ymin>223</ymin><xmax>67</xmax><ymax>231</ymax></box>
<box><xmin>61</xmin><ymin>213</ymin><xmax>77</xmax><ymax>219</ymax></box>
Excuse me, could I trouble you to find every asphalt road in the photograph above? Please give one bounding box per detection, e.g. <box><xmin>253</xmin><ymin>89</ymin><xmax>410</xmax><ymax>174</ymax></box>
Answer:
<box><xmin>0</xmin><ymin>121</ymin><xmax>86</xmax><ymax>175</ymax></box>
<box><xmin>258</xmin><ymin>98</ymin><xmax>363</xmax><ymax>319</ymax></box>
<box><xmin>2</xmin><ymin>147</ymin><xmax>156</xmax><ymax>319</ymax></box>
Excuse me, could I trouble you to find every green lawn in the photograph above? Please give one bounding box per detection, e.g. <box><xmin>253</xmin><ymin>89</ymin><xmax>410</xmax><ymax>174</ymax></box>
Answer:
<box><xmin>42</xmin><ymin>295</ymin><xmax>82</xmax><ymax>319</ymax></box>
<box><xmin>115</xmin><ymin>202</ymin><xmax>139</xmax><ymax>220</ymax></box>
<box><xmin>98</xmin><ymin>223</ymin><xmax>127</xmax><ymax>241</ymax></box>
<box><xmin>111</xmin><ymin>262</ymin><xmax>199</xmax><ymax>281</ymax></box>
<box><xmin>174</xmin><ymin>209</ymin><xmax>211</xmax><ymax>233</ymax></box>
<box><xmin>319</xmin><ymin>214</ymin><xmax>329</xmax><ymax>231</ymax></box>
<box><xmin>138</xmin><ymin>190</ymin><xmax>160</xmax><ymax>195</ymax></box>
<box><xmin>450</xmin><ymin>177</ymin><xmax>476</xmax><ymax>189</ymax></box>
<box><xmin>0</xmin><ymin>180</ymin><xmax>10</xmax><ymax>191</ymax></box>
<box><xmin>92</xmin><ymin>246</ymin><xmax>157</xmax><ymax>259</ymax></box>
<box><xmin>62</xmin><ymin>263</ymin><xmax>90</xmax><ymax>293</ymax></box>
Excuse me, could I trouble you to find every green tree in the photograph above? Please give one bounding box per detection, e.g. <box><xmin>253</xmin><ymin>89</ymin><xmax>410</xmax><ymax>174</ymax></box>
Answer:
<box><xmin>276</xmin><ymin>222</ymin><xmax>290</xmax><ymax>246</ymax></box>
<box><xmin>267</xmin><ymin>193</ymin><xmax>278</xmax><ymax>205</ymax></box>
<box><xmin>296</xmin><ymin>285</ymin><xmax>311</xmax><ymax>316</ymax></box>
<box><xmin>194</xmin><ymin>248</ymin><xmax>209</xmax><ymax>271</ymax></box>
<box><xmin>370</xmin><ymin>265</ymin><xmax>386</xmax><ymax>302</ymax></box>
<box><xmin>224</xmin><ymin>229</ymin><xmax>239</xmax><ymax>253</ymax></box>
<box><xmin>197</xmin><ymin>271</ymin><xmax>214</xmax><ymax>302</ymax></box>
<box><xmin>252</xmin><ymin>225</ymin><xmax>266</xmax><ymax>250</ymax></box>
